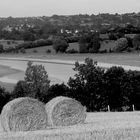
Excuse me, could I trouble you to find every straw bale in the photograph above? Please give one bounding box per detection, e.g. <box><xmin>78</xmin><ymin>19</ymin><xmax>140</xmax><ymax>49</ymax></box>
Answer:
<box><xmin>1</xmin><ymin>97</ymin><xmax>49</xmax><ymax>132</ymax></box>
<box><xmin>45</xmin><ymin>96</ymin><xmax>86</xmax><ymax>126</ymax></box>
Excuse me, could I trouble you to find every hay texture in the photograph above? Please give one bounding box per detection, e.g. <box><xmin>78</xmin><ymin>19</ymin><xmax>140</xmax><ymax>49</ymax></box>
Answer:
<box><xmin>1</xmin><ymin>97</ymin><xmax>49</xmax><ymax>132</ymax></box>
<box><xmin>45</xmin><ymin>96</ymin><xmax>86</xmax><ymax>127</ymax></box>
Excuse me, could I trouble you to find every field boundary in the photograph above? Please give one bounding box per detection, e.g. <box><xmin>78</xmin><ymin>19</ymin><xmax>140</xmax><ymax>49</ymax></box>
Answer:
<box><xmin>0</xmin><ymin>57</ymin><xmax>140</xmax><ymax>71</ymax></box>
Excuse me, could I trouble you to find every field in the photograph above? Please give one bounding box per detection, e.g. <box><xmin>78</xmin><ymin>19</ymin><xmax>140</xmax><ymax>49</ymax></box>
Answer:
<box><xmin>0</xmin><ymin>112</ymin><xmax>140</xmax><ymax>139</ymax></box>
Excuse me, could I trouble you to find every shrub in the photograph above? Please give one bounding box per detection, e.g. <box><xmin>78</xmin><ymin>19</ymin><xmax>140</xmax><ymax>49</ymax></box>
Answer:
<box><xmin>53</xmin><ymin>39</ymin><xmax>69</xmax><ymax>53</ymax></box>
<box><xmin>46</xmin><ymin>49</ymin><xmax>51</xmax><ymax>53</ymax></box>
<box><xmin>7</xmin><ymin>41</ymin><xmax>11</xmax><ymax>45</ymax></box>
<box><xmin>46</xmin><ymin>83</ymin><xmax>70</xmax><ymax>103</ymax></box>
<box><xmin>20</xmin><ymin>48</ymin><xmax>26</xmax><ymax>53</ymax></box>
<box><xmin>79</xmin><ymin>36</ymin><xmax>89</xmax><ymax>53</ymax></box>
<box><xmin>89</xmin><ymin>37</ymin><xmax>101</xmax><ymax>53</ymax></box>
<box><xmin>0</xmin><ymin>86</ymin><xmax>11</xmax><ymax>113</ymax></box>
<box><xmin>99</xmin><ymin>49</ymin><xmax>107</xmax><ymax>53</ymax></box>
<box><xmin>133</xmin><ymin>34</ymin><xmax>140</xmax><ymax>50</ymax></box>
<box><xmin>12</xmin><ymin>81</ymin><xmax>28</xmax><ymax>99</ymax></box>
<box><xmin>33</xmin><ymin>49</ymin><xmax>37</xmax><ymax>53</ymax></box>
<box><xmin>114</xmin><ymin>38</ymin><xmax>128</xmax><ymax>52</ymax></box>
<box><xmin>66</xmin><ymin>49</ymin><xmax>78</xmax><ymax>54</ymax></box>
<box><xmin>0</xmin><ymin>44</ymin><xmax>4</xmax><ymax>53</ymax></box>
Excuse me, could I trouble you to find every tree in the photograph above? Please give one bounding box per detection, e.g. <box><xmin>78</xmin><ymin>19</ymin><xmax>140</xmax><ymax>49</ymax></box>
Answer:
<box><xmin>68</xmin><ymin>58</ymin><xmax>106</xmax><ymax>111</ymax></box>
<box><xmin>79</xmin><ymin>36</ymin><xmax>89</xmax><ymax>53</ymax></box>
<box><xmin>133</xmin><ymin>34</ymin><xmax>140</xmax><ymax>50</ymax></box>
<box><xmin>114</xmin><ymin>38</ymin><xmax>128</xmax><ymax>52</ymax></box>
<box><xmin>0</xmin><ymin>44</ymin><xmax>4</xmax><ymax>53</ymax></box>
<box><xmin>104</xmin><ymin>66</ymin><xmax>131</xmax><ymax>111</ymax></box>
<box><xmin>23</xmin><ymin>31</ymin><xmax>36</xmax><ymax>41</ymax></box>
<box><xmin>12</xmin><ymin>80</ymin><xmax>28</xmax><ymax>99</ymax></box>
<box><xmin>24</xmin><ymin>61</ymin><xmax>50</xmax><ymax>101</ymax></box>
<box><xmin>53</xmin><ymin>39</ymin><xmax>69</xmax><ymax>53</ymax></box>
<box><xmin>0</xmin><ymin>86</ymin><xmax>10</xmax><ymax>113</ymax></box>
<box><xmin>46</xmin><ymin>83</ymin><xmax>69</xmax><ymax>103</ymax></box>
<box><xmin>89</xmin><ymin>36</ymin><xmax>101</xmax><ymax>53</ymax></box>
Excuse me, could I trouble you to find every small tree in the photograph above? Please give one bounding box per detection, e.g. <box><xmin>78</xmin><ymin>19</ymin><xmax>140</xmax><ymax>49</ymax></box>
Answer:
<box><xmin>24</xmin><ymin>61</ymin><xmax>50</xmax><ymax>101</ymax></box>
<box><xmin>53</xmin><ymin>39</ymin><xmax>69</xmax><ymax>53</ymax></box>
<box><xmin>114</xmin><ymin>38</ymin><xmax>128</xmax><ymax>52</ymax></box>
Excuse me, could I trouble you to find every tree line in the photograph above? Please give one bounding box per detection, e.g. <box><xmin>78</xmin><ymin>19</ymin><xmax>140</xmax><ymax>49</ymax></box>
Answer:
<box><xmin>1</xmin><ymin>58</ymin><xmax>140</xmax><ymax>112</ymax></box>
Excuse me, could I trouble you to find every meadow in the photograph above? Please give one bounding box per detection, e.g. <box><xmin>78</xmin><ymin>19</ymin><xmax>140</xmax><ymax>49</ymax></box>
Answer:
<box><xmin>0</xmin><ymin>112</ymin><xmax>140</xmax><ymax>139</ymax></box>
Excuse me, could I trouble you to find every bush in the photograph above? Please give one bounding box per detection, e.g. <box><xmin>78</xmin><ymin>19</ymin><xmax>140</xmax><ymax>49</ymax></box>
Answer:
<box><xmin>66</xmin><ymin>49</ymin><xmax>78</xmax><ymax>54</ymax></box>
<box><xmin>133</xmin><ymin>34</ymin><xmax>140</xmax><ymax>50</ymax></box>
<box><xmin>45</xmin><ymin>83</ymin><xmax>70</xmax><ymax>103</ymax></box>
<box><xmin>12</xmin><ymin>80</ymin><xmax>28</xmax><ymax>99</ymax></box>
<box><xmin>89</xmin><ymin>37</ymin><xmax>101</xmax><ymax>53</ymax></box>
<box><xmin>46</xmin><ymin>49</ymin><xmax>51</xmax><ymax>53</ymax></box>
<box><xmin>20</xmin><ymin>48</ymin><xmax>26</xmax><ymax>53</ymax></box>
<box><xmin>99</xmin><ymin>49</ymin><xmax>107</xmax><ymax>53</ymax></box>
<box><xmin>7</xmin><ymin>41</ymin><xmax>11</xmax><ymax>45</ymax></box>
<box><xmin>0</xmin><ymin>86</ymin><xmax>11</xmax><ymax>113</ymax></box>
<box><xmin>114</xmin><ymin>38</ymin><xmax>128</xmax><ymax>52</ymax></box>
<box><xmin>53</xmin><ymin>39</ymin><xmax>69</xmax><ymax>53</ymax></box>
<box><xmin>33</xmin><ymin>49</ymin><xmax>37</xmax><ymax>53</ymax></box>
<box><xmin>0</xmin><ymin>44</ymin><xmax>4</xmax><ymax>53</ymax></box>
<box><xmin>79</xmin><ymin>36</ymin><xmax>89</xmax><ymax>53</ymax></box>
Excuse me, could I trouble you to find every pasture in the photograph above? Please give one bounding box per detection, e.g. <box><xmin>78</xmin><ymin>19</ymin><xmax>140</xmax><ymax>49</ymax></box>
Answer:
<box><xmin>0</xmin><ymin>112</ymin><xmax>140</xmax><ymax>139</ymax></box>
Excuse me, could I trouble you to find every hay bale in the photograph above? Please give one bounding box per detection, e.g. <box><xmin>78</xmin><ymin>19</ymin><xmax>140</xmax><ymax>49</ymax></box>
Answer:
<box><xmin>45</xmin><ymin>96</ymin><xmax>86</xmax><ymax>127</ymax></box>
<box><xmin>1</xmin><ymin>97</ymin><xmax>49</xmax><ymax>132</ymax></box>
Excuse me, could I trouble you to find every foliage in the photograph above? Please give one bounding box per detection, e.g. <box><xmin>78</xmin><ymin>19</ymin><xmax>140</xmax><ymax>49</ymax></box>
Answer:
<box><xmin>68</xmin><ymin>58</ymin><xmax>106</xmax><ymax>111</ymax></box>
<box><xmin>133</xmin><ymin>34</ymin><xmax>140</xmax><ymax>50</ymax></box>
<box><xmin>0</xmin><ymin>44</ymin><xmax>4</xmax><ymax>53</ymax></box>
<box><xmin>46</xmin><ymin>49</ymin><xmax>51</xmax><ymax>53</ymax></box>
<box><xmin>23</xmin><ymin>31</ymin><xmax>36</xmax><ymax>41</ymax></box>
<box><xmin>0</xmin><ymin>86</ymin><xmax>11</xmax><ymax>113</ymax></box>
<box><xmin>66</xmin><ymin>49</ymin><xmax>78</xmax><ymax>54</ymax></box>
<box><xmin>12</xmin><ymin>62</ymin><xmax>50</xmax><ymax>102</ymax></box>
<box><xmin>45</xmin><ymin>83</ymin><xmax>70</xmax><ymax>103</ymax></box>
<box><xmin>89</xmin><ymin>36</ymin><xmax>101</xmax><ymax>53</ymax></box>
<box><xmin>79</xmin><ymin>36</ymin><xmax>89</xmax><ymax>53</ymax></box>
<box><xmin>104</xmin><ymin>67</ymin><xmax>132</xmax><ymax>111</ymax></box>
<box><xmin>24</xmin><ymin>61</ymin><xmax>50</xmax><ymax>101</ymax></box>
<box><xmin>53</xmin><ymin>39</ymin><xmax>69</xmax><ymax>53</ymax></box>
<box><xmin>20</xmin><ymin>48</ymin><xmax>26</xmax><ymax>53</ymax></box>
<box><xmin>114</xmin><ymin>38</ymin><xmax>128</xmax><ymax>52</ymax></box>
<box><xmin>12</xmin><ymin>80</ymin><xmax>28</xmax><ymax>99</ymax></box>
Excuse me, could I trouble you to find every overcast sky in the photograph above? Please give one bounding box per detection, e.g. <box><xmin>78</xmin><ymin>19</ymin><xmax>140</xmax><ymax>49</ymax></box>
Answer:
<box><xmin>0</xmin><ymin>0</ymin><xmax>140</xmax><ymax>17</ymax></box>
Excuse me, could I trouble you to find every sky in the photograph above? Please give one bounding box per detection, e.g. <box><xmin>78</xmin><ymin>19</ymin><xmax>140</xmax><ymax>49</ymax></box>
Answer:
<box><xmin>0</xmin><ymin>0</ymin><xmax>140</xmax><ymax>17</ymax></box>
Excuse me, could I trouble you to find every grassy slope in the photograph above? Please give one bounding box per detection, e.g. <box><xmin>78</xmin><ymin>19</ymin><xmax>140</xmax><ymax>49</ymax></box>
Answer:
<box><xmin>1</xmin><ymin>112</ymin><xmax>140</xmax><ymax>139</ymax></box>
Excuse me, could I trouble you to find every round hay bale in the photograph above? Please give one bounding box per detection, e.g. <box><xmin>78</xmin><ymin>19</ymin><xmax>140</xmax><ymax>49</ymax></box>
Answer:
<box><xmin>1</xmin><ymin>97</ymin><xmax>49</xmax><ymax>132</ymax></box>
<box><xmin>45</xmin><ymin>96</ymin><xmax>86</xmax><ymax>127</ymax></box>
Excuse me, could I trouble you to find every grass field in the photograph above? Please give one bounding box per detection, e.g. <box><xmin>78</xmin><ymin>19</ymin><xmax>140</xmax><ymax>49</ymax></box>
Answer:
<box><xmin>0</xmin><ymin>112</ymin><xmax>140</xmax><ymax>139</ymax></box>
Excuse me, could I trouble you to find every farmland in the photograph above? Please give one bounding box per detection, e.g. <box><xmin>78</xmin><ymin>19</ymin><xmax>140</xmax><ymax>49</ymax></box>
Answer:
<box><xmin>1</xmin><ymin>112</ymin><xmax>140</xmax><ymax>139</ymax></box>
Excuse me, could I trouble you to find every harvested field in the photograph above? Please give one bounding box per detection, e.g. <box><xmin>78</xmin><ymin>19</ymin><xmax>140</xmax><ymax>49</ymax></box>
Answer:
<box><xmin>0</xmin><ymin>112</ymin><xmax>140</xmax><ymax>139</ymax></box>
